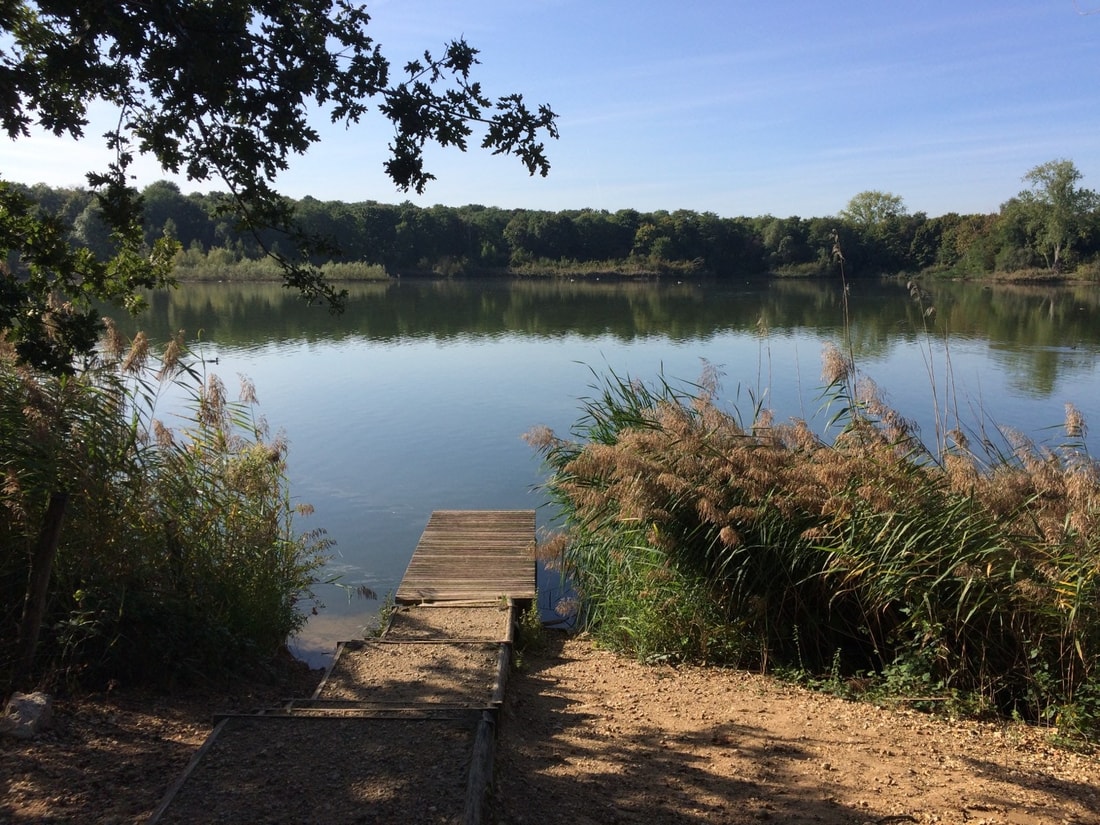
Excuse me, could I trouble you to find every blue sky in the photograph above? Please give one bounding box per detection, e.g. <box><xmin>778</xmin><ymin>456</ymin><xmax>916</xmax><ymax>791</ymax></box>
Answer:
<box><xmin>4</xmin><ymin>1</ymin><xmax>1100</xmax><ymax>218</ymax></box>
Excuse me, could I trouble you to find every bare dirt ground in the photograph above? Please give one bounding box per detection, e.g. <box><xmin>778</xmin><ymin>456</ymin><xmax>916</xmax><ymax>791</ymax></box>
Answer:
<box><xmin>0</xmin><ymin>654</ymin><xmax>322</xmax><ymax>824</ymax></box>
<box><xmin>493</xmin><ymin>635</ymin><xmax>1100</xmax><ymax>825</ymax></box>
<box><xmin>2</xmin><ymin>633</ymin><xmax>1098</xmax><ymax>825</ymax></box>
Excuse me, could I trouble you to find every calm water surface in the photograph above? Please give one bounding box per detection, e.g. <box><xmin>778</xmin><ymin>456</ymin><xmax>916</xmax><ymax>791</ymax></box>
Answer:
<box><xmin>117</xmin><ymin>277</ymin><xmax>1100</xmax><ymax>664</ymax></box>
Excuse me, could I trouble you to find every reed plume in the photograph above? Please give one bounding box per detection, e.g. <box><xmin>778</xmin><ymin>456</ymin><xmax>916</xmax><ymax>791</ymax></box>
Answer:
<box><xmin>531</xmin><ymin>360</ymin><xmax>1100</xmax><ymax>735</ymax></box>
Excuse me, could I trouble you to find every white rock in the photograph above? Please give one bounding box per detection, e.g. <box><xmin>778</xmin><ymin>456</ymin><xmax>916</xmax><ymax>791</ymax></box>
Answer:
<box><xmin>1</xmin><ymin>691</ymin><xmax>54</xmax><ymax>740</ymax></box>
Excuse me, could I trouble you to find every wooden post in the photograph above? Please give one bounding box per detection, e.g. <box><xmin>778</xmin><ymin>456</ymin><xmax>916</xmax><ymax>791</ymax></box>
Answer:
<box><xmin>14</xmin><ymin>491</ymin><xmax>69</xmax><ymax>691</ymax></box>
<box><xmin>463</xmin><ymin>710</ymin><xmax>497</xmax><ymax>825</ymax></box>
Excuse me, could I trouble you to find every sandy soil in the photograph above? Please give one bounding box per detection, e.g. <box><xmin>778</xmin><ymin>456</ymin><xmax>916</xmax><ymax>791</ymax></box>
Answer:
<box><xmin>0</xmin><ymin>657</ymin><xmax>322</xmax><ymax>825</ymax></box>
<box><xmin>2</xmin><ymin>633</ymin><xmax>1098</xmax><ymax>825</ymax></box>
<box><xmin>493</xmin><ymin>635</ymin><xmax>1100</xmax><ymax>825</ymax></box>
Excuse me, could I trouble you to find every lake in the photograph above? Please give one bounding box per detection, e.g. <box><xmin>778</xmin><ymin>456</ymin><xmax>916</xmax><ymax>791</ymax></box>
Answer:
<box><xmin>114</xmin><ymin>276</ymin><xmax>1100</xmax><ymax>665</ymax></box>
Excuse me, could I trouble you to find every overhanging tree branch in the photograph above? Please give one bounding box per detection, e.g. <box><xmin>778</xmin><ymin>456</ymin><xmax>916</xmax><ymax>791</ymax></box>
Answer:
<box><xmin>1</xmin><ymin>0</ymin><xmax>558</xmax><ymax>372</ymax></box>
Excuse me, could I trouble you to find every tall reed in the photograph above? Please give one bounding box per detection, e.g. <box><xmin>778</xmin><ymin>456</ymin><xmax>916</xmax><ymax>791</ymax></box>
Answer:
<box><xmin>0</xmin><ymin>329</ymin><xmax>328</xmax><ymax>689</ymax></box>
<box><xmin>529</xmin><ymin>346</ymin><xmax>1100</xmax><ymax>738</ymax></box>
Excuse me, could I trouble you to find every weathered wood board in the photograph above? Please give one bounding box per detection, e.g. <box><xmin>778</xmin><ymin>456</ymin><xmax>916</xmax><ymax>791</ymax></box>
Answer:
<box><xmin>396</xmin><ymin>510</ymin><xmax>536</xmax><ymax>604</ymax></box>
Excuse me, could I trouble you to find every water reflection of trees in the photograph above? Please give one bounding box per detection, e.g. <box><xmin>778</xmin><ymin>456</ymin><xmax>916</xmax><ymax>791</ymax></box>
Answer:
<box><xmin>113</xmin><ymin>279</ymin><xmax>1100</xmax><ymax>395</ymax></box>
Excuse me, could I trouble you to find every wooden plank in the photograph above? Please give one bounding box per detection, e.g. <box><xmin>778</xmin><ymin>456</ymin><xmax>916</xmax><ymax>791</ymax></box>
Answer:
<box><xmin>464</xmin><ymin>710</ymin><xmax>497</xmax><ymax>825</ymax></box>
<box><xmin>147</xmin><ymin>718</ymin><xmax>231</xmax><ymax>824</ymax></box>
<box><xmin>396</xmin><ymin>510</ymin><xmax>536</xmax><ymax>604</ymax></box>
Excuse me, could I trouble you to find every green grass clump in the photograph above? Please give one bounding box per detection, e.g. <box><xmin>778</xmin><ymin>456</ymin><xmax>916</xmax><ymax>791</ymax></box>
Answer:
<box><xmin>171</xmin><ymin>244</ymin><xmax>389</xmax><ymax>282</ymax></box>
<box><xmin>0</xmin><ymin>327</ymin><xmax>329</xmax><ymax>690</ymax></box>
<box><xmin>527</xmin><ymin>361</ymin><xmax>1100</xmax><ymax>740</ymax></box>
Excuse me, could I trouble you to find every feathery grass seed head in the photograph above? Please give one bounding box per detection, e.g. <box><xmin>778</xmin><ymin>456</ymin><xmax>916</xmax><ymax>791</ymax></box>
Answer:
<box><xmin>555</xmin><ymin>597</ymin><xmax>580</xmax><ymax>617</ymax></box>
<box><xmin>1064</xmin><ymin>403</ymin><xmax>1087</xmax><ymax>440</ymax></box>
<box><xmin>159</xmin><ymin>331</ymin><xmax>185</xmax><ymax>379</ymax></box>
<box><xmin>239</xmin><ymin>375</ymin><xmax>259</xmax><ymax>406</ymax></box>
<box><xmin>522</xmin><ymin>425</ymin><xmax>557</xmax><ymax>450</ymax></box>
<box><xmin>821</xmin><ymin>343</ymin><xmax>851</xmax><ymax>386</ymax></box>
<box><xmin>101</xmin><ymin>317</ymin><xmax>126</xmax><ymax>362</ymax></box>
<box><xmin>153</xmin><ymin>419</ymin><xmax>174</xmax><ymax>448</ymax></box>
<box><xmin>536</xmin><ymin>530</ymin><xmax>570</xmax><ymax>564</ymax></box>
<box><xmin>122</xmin><ymin>331</ymin><xmax>149</xmax><ymax>374</ymax></box>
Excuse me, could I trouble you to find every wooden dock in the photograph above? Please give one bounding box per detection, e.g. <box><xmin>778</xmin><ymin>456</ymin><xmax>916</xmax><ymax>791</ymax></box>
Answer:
<box><xmin>397</xmin><ymin>509</ymin><xmax>536</xmax><ymax>604</ymax></box>
<box><xmin>150</xmin><ymin>509</ymin><xmax>537</xmax><ymax>825</ymax></box>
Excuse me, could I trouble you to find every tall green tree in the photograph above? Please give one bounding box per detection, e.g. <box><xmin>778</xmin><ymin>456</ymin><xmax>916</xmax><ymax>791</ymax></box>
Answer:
<box><xmin>838</xmin><ymin>191</ymin><xmax>924</xmax><ymax>274</ymax></box>
<box><xmin>1</xmin><ymin>0</ymin><xmax>558</xmax><ymax>372</ymax></box>
<box><xmin>1006</xmin><ymin>159</ymin><xmax>1098</xmax><ymax>272</ymax></box>
<box><xmin>838</xmin><ymin>190</ymin><xmax>908</xmax><ymax>229</ymax></box>
<box><xmin>140</xmin><ymin>181</ymin><xmax>214</xmax><ymax>250</ymax></box>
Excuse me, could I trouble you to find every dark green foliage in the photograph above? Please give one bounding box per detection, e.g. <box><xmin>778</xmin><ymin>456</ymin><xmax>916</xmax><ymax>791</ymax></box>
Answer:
<box><xmin>1</xmin><ymin>0</ymin><xmax>558</xmax><ymax>371</ymax></box>
<box><xmin>12</xmin><ymin>160</ymin><xmax>1100</xmax><ymax>300</ymax></box>
<box><xmin>1</xmin><ymin>181</ymin><xmax>178</xmax><ymax>373</ymax></box>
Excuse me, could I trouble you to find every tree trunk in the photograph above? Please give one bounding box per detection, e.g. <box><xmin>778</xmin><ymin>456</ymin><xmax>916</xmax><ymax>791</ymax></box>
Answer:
<box><xmin>13</xmin><ymin>492</ymin><xmax>69</xmax><ymax>691</ymax></box>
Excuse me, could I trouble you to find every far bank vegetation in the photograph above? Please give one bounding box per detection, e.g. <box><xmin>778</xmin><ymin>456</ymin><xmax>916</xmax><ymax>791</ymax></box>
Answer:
<box><xmin>14</xmin><ymin>159</ymin><xmax>1100</xmax><ymax>284</ymax></box>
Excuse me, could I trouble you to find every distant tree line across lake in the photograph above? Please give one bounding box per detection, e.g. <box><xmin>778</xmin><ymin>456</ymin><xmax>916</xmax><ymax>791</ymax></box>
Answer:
<box><xmin>15</xmin><ymin>159</ymin><xmax>1100</xmax><ymax>282</ymax></box>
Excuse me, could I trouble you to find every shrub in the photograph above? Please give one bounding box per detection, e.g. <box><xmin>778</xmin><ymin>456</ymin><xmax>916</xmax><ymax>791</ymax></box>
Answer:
<box><xmin>528</xmin><ymin>360</ymin><xmax>1100</xmax><ymax>737</ymax></box>
<box><xmin>0</xmin><ymin>328</ymin><xmax>328</xmax><ymax>690</ymax></box>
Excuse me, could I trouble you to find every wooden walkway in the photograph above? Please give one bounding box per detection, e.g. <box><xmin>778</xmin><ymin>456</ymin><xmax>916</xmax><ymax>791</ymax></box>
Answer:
<box><xmin>150</xmin><ymin>509</ymin><xmax>537</xmax><ymax>825</ymax></box>
<box><xmin>396</xmin><ymin>509</ymin><xmax>536</xmax><ymax>604</ymax></box>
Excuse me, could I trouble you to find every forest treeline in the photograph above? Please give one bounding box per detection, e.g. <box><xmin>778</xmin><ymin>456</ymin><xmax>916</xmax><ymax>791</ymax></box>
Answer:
<box><xmin>13</xmin><ymin>159</ymin><xmax>1100</xmax><ymax>281</ymax></box>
